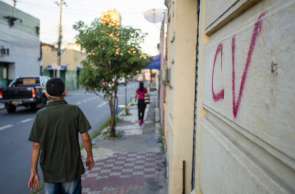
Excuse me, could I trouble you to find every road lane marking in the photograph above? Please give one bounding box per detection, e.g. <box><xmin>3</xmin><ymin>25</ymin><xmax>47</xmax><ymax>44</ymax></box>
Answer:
<box><xmin>97</xmin><ymin>102</ymin><xmax>108</xmax><ymax>108</ymax></box>
<box><xmin>0</xmin><ymin>124</ymin><xmax>13</xmax><ymax>131</ymax></box>
<box><xmin>76</xmin><ymin>102</ymin><xmax>82</xmax><ymax>105</ymax></box>
<box><xmin>20</xmin><ymin>118</ymin><xmax>33</xmax><ymax>124</ymax></box>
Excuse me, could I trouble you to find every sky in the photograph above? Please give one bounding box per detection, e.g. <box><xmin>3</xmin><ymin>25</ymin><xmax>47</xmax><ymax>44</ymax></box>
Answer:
<box><xmin>1</xmin><ymin>0</ymin><xmax>165</xmax><ymax>55</ymax></box>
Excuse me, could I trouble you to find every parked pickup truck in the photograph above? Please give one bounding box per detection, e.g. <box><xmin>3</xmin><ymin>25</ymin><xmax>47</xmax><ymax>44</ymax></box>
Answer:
<box><xmin>0</xmin><ymin>76</ymin><xmax>50</xmax><ymax>113</ymax></box>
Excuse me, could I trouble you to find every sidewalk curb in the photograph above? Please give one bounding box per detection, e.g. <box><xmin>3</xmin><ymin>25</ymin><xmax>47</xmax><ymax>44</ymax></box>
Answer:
<box><xmin>86</xmin><ymin>98</ymin><xmax>136</xmax><ymax>144</ymax></box>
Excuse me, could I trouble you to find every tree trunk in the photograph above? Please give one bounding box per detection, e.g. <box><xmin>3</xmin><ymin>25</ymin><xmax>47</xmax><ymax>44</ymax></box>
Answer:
<box><xmin>108</xmin><ymin>89</ymin><xmax>118</xmax><ymax>137</ymax></box>
<box><xmin>108</xmin><ymin>97</ymin><xmax>115</xmax><ymax>137</ymax></box>
<box><xmin>124</xmin><ymin>82</ymin><xmax>129</xmax><ymax>115</ymax></box>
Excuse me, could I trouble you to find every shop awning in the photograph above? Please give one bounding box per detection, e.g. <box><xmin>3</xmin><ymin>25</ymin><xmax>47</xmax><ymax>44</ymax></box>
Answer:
<box><xmin>60</xmin><ymin>64</ymin><xmax>68</xmax><ymax>71</ymax></box>
<box><xmin>47</xmin><ymin>64</ymin><xmax>68</xmax><ymax>70</ymax></box>
<box><xmin>47</xmin><ymin>64</ymin><xmax>54</xmax><ymax>70</ymax></box>
<box><xmin>146</xmin><ymin>55</ymin><xmax>160</xmax><ymax>70</ymax></box>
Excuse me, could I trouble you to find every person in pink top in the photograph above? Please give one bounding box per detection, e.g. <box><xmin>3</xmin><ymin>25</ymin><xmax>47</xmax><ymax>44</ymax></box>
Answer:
<box><xmin>135</xmin><ymin>82</ymin><xmax>148</xmax><ymax>126</ymax></box>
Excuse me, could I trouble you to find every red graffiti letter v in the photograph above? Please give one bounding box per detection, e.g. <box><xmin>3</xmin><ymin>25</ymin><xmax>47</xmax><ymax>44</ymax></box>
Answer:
<box><xmin>232</xmin><ymin>13</ymin><xmax>266</xmax><ymax>118</ymax></box>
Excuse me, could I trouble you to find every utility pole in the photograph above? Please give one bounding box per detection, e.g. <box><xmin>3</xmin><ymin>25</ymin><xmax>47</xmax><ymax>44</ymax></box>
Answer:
<box><xmin>55</xmin><ymin>0</ymin><xmax>66</xmax><ymax>77</ymax></box>
<box><xmin>11</xmin><ymin>0</ymin><xmax>16</xmax><ymax>16</ymax></box>
<box><xmin>12</xmin><ymin>0</ymin><xmax>17</xmax><ymax>7</ymax></box>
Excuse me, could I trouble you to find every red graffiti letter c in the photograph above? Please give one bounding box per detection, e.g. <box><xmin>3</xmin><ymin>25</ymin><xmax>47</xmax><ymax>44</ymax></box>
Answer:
<box><xmin>212</xmin><ymin>43</ymin><xmax>224</xmax><ymax>102</ymax></box>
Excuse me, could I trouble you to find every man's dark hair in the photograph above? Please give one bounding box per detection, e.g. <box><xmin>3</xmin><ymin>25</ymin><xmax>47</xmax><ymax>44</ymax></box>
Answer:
<box><xmin>46</xmin><ymin>78</ymin><xmax>65</xmax><ymax>97</ymax></box>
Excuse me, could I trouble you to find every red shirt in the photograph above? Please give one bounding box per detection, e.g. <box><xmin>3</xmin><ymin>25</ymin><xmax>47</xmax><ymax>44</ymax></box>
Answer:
<box><xmin>136</xmin><ymin>88</ymin><xmax>147</xmax><ymax>100</ymax></box>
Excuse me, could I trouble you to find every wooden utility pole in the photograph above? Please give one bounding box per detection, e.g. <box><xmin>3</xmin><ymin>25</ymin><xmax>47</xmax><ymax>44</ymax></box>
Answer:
<box><xmin>56</xmin><ymin>0</ymin><xmax>66</xmax><ymax>77</ymax></box>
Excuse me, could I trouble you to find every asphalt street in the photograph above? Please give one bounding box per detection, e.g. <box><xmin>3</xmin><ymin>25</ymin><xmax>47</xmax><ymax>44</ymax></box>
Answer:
<box><xmin>0</xmin><ymin>82</ymin><xmax>137</xmax><ymax>194</ymax></box>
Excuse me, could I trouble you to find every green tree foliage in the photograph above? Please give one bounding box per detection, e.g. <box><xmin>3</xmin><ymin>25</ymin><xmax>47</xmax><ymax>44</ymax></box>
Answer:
<box><xmin>74</xmin><ymin>20</ymin><xmax>150</xmax><ymax>137</ymax></box>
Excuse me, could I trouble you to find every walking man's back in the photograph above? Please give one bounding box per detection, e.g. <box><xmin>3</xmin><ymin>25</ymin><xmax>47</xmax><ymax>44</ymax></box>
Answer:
<box><xmin>27</xmin><ymin>78</ymin><xmax>94</xmax><ymax>194</ymax></box>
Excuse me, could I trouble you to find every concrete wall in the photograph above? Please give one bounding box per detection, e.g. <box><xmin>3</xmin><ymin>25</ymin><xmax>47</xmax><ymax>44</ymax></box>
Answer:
<box><xmin>41</xmin><ymin>44</ymin><xmax>85</xmax><ymax>90</ymax></box>
<box><xmin>164</xmin><ymin>0</ymin><xmax>197</xmax><ymax>193</ymax></box>
<box><xmin>0</xmin><ymin>1</ymin><xmax>40</xmax><ymax>36</ymax></box>
<box><xmin>41</xmin><ymin>44</ymin><xmax>57</xmax><ymax>68</ymax></box>
<box><xmin>159</xmin><ymin>12</ymin><xmax>167</xmax><ymax>140</ymax></box>
<box><xmin>195</xmin><ymin>0</ymin><xmax>295</xmax><ymax>193</ymax></box>
<box><xmin>61</xmin><ymin>49</ymin><xmax>85</xmax><ymax>71</ymax></box>
<box><xmin>41</xmin><ymin>44</ymin><xmax>85</xmax><ymax>71</ymax></box>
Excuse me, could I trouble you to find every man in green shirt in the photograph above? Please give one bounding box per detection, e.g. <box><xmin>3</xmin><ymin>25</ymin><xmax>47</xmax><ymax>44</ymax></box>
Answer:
<box><xmin>27</xmin><ymin>78</ymin><xmax>94</xmax><ymax>194</ymax></box>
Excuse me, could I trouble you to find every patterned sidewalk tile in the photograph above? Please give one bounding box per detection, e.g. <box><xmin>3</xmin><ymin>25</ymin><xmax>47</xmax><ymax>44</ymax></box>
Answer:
<box><xmin>82</xmin><ymin>152</ymin><xmax>165</xmax><ymax>194</ymax></box>
<box><xmin>116</xmin><ymin>125</ymin><xmax>143</xmax><ymax>136</ymax></box>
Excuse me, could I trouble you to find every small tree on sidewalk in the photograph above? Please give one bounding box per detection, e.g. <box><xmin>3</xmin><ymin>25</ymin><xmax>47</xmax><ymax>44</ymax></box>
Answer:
<box><xmin>74</xmin><ymin>19</ymin><xmax>149</xmax><ymax>137</ymax></box>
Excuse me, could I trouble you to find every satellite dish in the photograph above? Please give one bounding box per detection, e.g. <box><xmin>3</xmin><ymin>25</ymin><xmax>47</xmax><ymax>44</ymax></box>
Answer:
<box><xmin>144</xmin><ymin>8</ymin><xmax>165</xmax><ymax>23</ymax></box>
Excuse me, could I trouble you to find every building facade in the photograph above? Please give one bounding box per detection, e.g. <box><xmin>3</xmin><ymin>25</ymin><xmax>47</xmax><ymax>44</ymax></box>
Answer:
<box><xmin>161</xmin><ymin>0</ymin><xmax>197</xmax><ymax>193</ymax></box>
<box><xmin>0</xmin><ymin>1</ymin><xmax>41</xmax><ymax>88</ymax></box>
<box><xmin>161</xmin><ymin>0</ymin><xmax>295</xmax><ymax>194</ymax></box>
<box><xmin>41</xmin><ymin>43</ymin><xmax>86</xmax><ymax>90</ymax></box>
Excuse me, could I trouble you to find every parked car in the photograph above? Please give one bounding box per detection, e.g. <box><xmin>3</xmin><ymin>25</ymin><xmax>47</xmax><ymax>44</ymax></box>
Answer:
<box><xmin>0</xmin><ymin>76</ymin><xmax>50</xmax><ymax>113</ymax></box>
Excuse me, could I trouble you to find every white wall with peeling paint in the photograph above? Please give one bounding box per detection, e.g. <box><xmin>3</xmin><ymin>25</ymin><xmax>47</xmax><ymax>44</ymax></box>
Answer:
<box><xmin>196</xmin><ymin>0</ymin><xmax>295</xmax><ymax>193</ymax></box>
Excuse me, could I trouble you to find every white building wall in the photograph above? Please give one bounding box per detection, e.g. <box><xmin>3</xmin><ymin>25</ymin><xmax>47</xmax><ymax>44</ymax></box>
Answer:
<box><xmin>0</xmin><ymin>25</ymin><xmax>40</xmax><ymax>78</ymax></box>
<box><xmin>197</xmin><ymin>0</ymin><xmax>295</xmax><ymax>193</ymax></box>
<box><xmin>0</xmin><ymin>1</ymin><xmax>40</xmax><ymax>81</ymax></box>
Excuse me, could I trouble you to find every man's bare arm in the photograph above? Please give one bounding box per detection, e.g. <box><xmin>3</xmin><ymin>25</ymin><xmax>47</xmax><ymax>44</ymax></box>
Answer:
<box><xmin>28</xmin><ymin>143</ymin><xmax>40</xmax><ymax>190</ymax></box>
<box><xmin>30</xmin><ymin>143</ymin><xmax>40</xmax><ymax>173</ymax></box>
<box><xmin>81</xmin><ymin>132</ymin><xmax>94</xmax><ymax>170</ymax></box>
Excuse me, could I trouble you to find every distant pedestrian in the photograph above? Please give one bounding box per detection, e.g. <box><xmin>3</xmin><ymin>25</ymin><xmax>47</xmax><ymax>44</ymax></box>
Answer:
<box><xmin>27</xmin><ymin>78</ymin><xmax>94</xmax><ymax>194</ymax></box>
<box><xmin>135</xmin><ymin>81</ymin><xmax>148</xmax><ymax>126</ymax></box>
